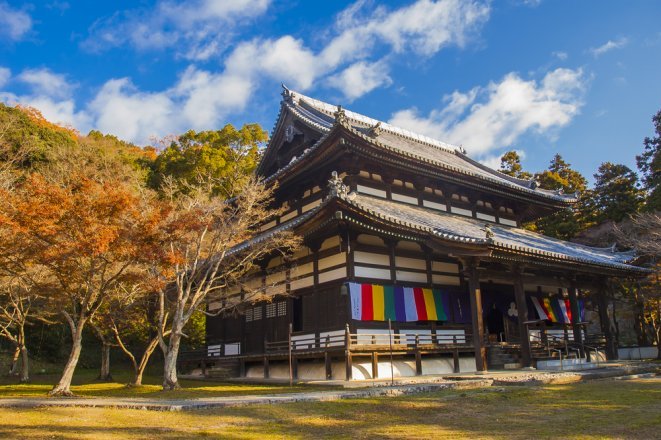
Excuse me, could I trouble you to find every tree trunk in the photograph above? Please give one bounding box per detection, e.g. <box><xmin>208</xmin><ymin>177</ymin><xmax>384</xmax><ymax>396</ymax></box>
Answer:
<box><xmin>19</xmin><ymin>344</ymin><xmax>29</xmax><ymax>383</ymax></box>
<box><xmin>162</xmin><ymin>331</ymin><xmax>182</xmax><ymax>391</ymax></box>
<box><xmin>98</xmin><ymin>342</ymin><xmax>112</xmax><ymax>382</ymax></box>
<box><xmin>8</xmin><ymin>345</ymin><xmax>20</xmax><ymax>375</ymax></box>
<box><xmin>49</xmin><ymin>322</ymin><xmax>85</xmax><ymax>397</ymax></box>
<box><xmin>134</xmin><ymin>337</ymin><xmax>159</xmax><ymax>387</ymax></box>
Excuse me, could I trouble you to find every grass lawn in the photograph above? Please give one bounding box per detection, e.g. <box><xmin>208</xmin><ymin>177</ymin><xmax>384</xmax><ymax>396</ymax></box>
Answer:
<box><xmin>0</xmin><ymin>369</ymin><xmax>335</xmax><ymax>399</ymax></box>
<box><xmin>0</xmin><ymin>377</ymin><xmax>658</xmax><ymax>439</ymax></box>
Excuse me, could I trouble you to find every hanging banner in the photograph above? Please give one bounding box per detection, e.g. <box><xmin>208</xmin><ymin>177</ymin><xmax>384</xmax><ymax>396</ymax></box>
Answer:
<box><xmin>348</xmin><ymin>282</ymin><xmax>449</xmax><ymax>322</ymax></box>
<box><xmin>531</xmin><ymin>297</ymin><xmax>585</xmax><ymax>324</ymax></box>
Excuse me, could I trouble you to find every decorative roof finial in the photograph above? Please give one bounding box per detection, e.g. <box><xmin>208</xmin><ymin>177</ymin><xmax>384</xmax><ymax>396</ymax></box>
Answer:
<box><xmin>484</xmin><ymin>223</ymin><xmax>495</xmax><ymax>240</ymax></box>
<box><xmin>281</xmin><ymin>84</ymin><xmax>293</xmax><ymax>102</ymax></box>
<box><xmin>326</xmin><ymin>171</ymin><xmax>349</xmax><ymax>200</ymax></box>
<box><xmin>530</xmin><ymin>179</ymin><xmax>540</xmax><ymax>190</ymax></box>
<box><xmin>334</xmin><ymin>105</ymin><xmax>348</xmax><ymax>126</ymax></box>
<box><xmin>367</xmin><ymin>121</ymin><xmax>383</xmax><ymax>138</ymax></box>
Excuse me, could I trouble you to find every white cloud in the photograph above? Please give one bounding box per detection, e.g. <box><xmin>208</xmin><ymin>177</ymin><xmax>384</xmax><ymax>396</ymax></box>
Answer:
<box><xmin>2</xmin><ymin>1</ymin><xmax>494</xmax><ymax>144</ymax></box>
<box><xmin>0</xmin><ymin>68</ymin><xmax>10</xmax><ymax>88</ymax></box>
<box><xmin>552</xmin><ymin>51</ymin><xmax>568</xmax><ymax>60</ymax></box>
<box><xmin>83</xmin><ymin>0</ymin><xmax>271</xmax><ymax>60</ymax></box>
<box><xmin>18</xmin><ymin>69</ymin><xmax>75</xmax><ymax>100</ymax></box>
<box><xmin>0</xmin><ymin>2</ymin><xmax>32</xmax><ymax>41</ymax></box>
<box><xmin>389</xmin><ymin>68</ymin><xmax>587</xmax><ymax>155</ymax></box>
<box><xmin>589</xmin><ymin>37</ymin><xmax>628</xmax><ymax>57</ymax></box>
<box><xmin>328</xmin><ymin>60</ymin><xmax>392</xmax><ymax>101</ymax></box>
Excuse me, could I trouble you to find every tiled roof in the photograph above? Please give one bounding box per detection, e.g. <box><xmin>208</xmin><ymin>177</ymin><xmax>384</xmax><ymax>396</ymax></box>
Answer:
<box><xmin>275</xmin><ymin>89</ymin><xmax>577</xmax><ymax>204</ymax></box>
<box><xmin>346</xmin><ymin>193</ymin><xmax>644</xmax><ymax>272</ymax></box>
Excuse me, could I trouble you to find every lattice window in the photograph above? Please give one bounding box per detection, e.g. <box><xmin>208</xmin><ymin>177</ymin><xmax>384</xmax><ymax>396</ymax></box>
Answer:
<box><xmin>253</xmin><ymin>306</ymin><xmax>262</xmax><ymax>321</ymax></box>
<box><xmin>277</xmin><ymin>301</ymin><xmax>287</xmax><ymax>316</ymax></box>
<box><xmin>245</xmin><ymin>308</ymin><xmax>253</xmax><ymax>323</ymax></box>
<box><xmin>266</xmin><ymin>303</ymin><xmax>277</xmax><ymax>318</ymax></box>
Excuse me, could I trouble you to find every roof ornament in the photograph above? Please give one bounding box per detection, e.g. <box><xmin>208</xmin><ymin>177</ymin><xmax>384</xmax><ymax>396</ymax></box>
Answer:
<box><xmin>326</xmin><ymin>171</ymin><xmax>350</xmax><ymax>201</ymax></box>
<box><xmin>281</xmin><ymin>84</ymin><xmax>293</xmax><ymax>103</ymax></box>
<box><xmin>367</xmin><ymin>121</ymin><xmax>383</xmax><ymax>138</ymax></box>
<box><xmin>334</xmin><ymin>105</ymin><xmax>348</xmax><ymax>126</ymax></box>
<box><xmin>609</xmin><ymin>243</ymin><xmax>617</xmax><ymax>253</ymax></box>
<box><xmin>530</xmin><ymin>179</ymin><xmax>540</xmax><ymax>190</ymax></box>
<box><xmin>458</xmin><ymin>145</ymin><xmax>466</xmax><ymax>154</ymax></box>
<box><xmin>484</xmin><ymin>223</ymin><xmax>495</xmax><ymax>241</ymax></box>
<box><xmin>555</xmin><ymin>188</ymin><xmax>564</xmax><ymax>195</ymax></box>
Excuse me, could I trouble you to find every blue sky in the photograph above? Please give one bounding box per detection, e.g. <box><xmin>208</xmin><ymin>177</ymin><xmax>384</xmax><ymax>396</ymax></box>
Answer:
<box><xmin>1</xmin><ymin>0</ymin><xmax>660</xmax><ymax>181</ymax></box>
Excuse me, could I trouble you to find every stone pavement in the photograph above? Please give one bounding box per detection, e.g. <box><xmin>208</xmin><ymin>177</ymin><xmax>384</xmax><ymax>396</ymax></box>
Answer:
<box><xmin>0</xmin><ymin>361</ymin><xmax>657</xmax><ymax>412</ymax></box>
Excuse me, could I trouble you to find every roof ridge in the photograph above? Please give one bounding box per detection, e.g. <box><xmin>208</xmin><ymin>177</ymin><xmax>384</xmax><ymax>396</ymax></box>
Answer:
<box><xmin>290</xmin><ymin>89</ymin><xmax>461</xmax><ymax>154</ymax></box>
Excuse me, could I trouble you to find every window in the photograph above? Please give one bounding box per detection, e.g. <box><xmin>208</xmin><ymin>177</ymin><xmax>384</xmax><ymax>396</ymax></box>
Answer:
<box><xmin>253</xmin><ymin>306</ymin><xmax>262</xmax><ymax>321</ymax></box>
<box><xmin>245</xmin><ymin>308</ymin><xmax>253</xmax><ymax>323</ymax></box>
<box><xmin>277</xmin><ymin>301</ymin><xmax>287</xmax><ymax>316</ymax></box>
<box><xmin>266</xmin><ymin>303</ymin><xmax>277</xmax><ymax>318</ymax></box>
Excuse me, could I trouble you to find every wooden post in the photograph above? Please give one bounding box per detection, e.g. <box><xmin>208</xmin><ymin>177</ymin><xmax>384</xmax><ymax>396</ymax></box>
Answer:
<box><xmin>345</xmin><ymin>324</ymin><xmax>352</xmax><ymax>381</ymax></box>
<box><xmin>264</xmin><ymin>336</ymin><xmax>270</xmax><ymax>379</ymax></box>
<box><xmin>466</xmin><ymin>259</ymin><xmax>487</xmax><ymax>372</ymax></box>
<box><xmin>597</xmin><ymin>281</ymin><xmax>618</xmax><ymax>360</ymax></box>
<box><xmin>371</xmin><ymin>352</ymin><xmax>379</xmax><ymax>379</ymax></box>
<box><xmin>453</xmin><ymin>348</ymin><xmax>460</xmax><ymax>373</ymax></box>
<box><xmin>325</xmin><ymin>352</ymin><xmax>332</xmax><ymax>380</ymax></box>
<box><xmin>292</xmin><ymin>356</ymin><xmax>298</xmax><ymax>380</ymax></box>
<box><xmin>239</xmin><ymin>359</ymin><xmax>246</xmax><ymax>378</ymax></box>
<box><xmin>568</xmin><ymin>280</ymin><xmax>584</xmax><ymax>351</ymax></box>
<box><xmin>288</xmin><ymin>323</ymin><xmax>293</xmax><ymax>387</ymax></box>
<box><xmin>415</xmin><ymin>335</ymin><xmax>422</xmax><ymax>375</ymax></box>
<box><xmin>513</xmin><ymin>267</ymin><xmax>532</xmax><ymax>368</ymax></box>
<box><xmin>263</xmin><ymin>356</ymin><xmax>270</xmax><ymax>379</ymax></box>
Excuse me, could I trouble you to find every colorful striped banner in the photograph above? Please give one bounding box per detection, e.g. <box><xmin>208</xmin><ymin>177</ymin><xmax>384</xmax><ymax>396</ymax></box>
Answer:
<box><xmin>349</xmin><ymin>282</ymin><xmax>449</xmax><ymax>322</ymax></box>
<box><xmin>531</xmin><ymin>297</ymin><xmax>585</xmax><ymax>324</ymax></box>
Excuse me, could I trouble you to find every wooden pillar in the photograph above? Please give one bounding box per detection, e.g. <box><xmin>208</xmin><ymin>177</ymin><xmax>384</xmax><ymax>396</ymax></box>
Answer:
<box><xmin>414</xmin><ymin>335</ymin><xmax>422</xmax><ymax>375</ymax></box>
<box><xmin>291</xmin><ymin>356</ymin><xmax>299</xmax><ymax>380</ymax></box>
<box><xmin>263</xmin><ymin>356</ymin><xmax>270</xmax><ymax>379</ymax></box>
<box><xmin>453</xmin><ymin>348</ymin><xmax>460</xmax><ymax>373</ymax></box>
<box><xmin>344</xmin><ymin>324</ymin><xmax>353</xmax><ymax>381</ymax></box>
<box><xmin>512</xmin><ymin>267</ymin><xmax>532</xmax><ymax>368</ymax></box>
<box><xmin>371</xmin><ymin>352</ymin><xmax>379</xmax><ymax>379</ymax></box>
<box><xmin>325</xmin><ymin>352</ymin><xmax>332</xmax><ymax>380</ymax></box>
<box><xmin>466</xmin><ymin>259</ymin><xmax>487</xmax><ymax>372</ymax></box>
<box><xmin>597</xmin><ymin>280</ymin><xmax>618</xmax><ymax>360</ymax></box>
<box><xmin>568</xmin><ymin>280</ymin><xmax>584</xmax><ymax>349</ymax></box>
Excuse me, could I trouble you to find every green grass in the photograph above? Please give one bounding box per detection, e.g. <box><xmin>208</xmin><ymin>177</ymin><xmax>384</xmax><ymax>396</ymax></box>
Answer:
<box><xmin>0</xmin><ymin>378</ymin><xmax>658</xmax><ymax>439</ymax></box>
<box><xmin>0</xmin><ymin>369</ymin><xmax>335</xmax><ymax>399</ymax></box>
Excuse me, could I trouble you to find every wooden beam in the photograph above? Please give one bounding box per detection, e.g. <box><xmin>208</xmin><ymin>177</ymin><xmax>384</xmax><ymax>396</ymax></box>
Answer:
<box><xmin>599</xmin><ymin>280</ymin><xmax>619</xmax><ymax>360</ymax></box>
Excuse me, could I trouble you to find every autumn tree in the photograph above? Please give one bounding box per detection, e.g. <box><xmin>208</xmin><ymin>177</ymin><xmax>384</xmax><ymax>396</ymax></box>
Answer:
<box><xmin>0</xmin><ymin>174</ymin><xmax>160</xmax><ymax>396</ymax></box>
<box><xmin>499</xmin><ymin>150</ymin><xmax>532</xmax><ymax>179</ymax></box>
<box><xmin>614</xmin><ymin>213</ymin><xmax>661</xmax><ymax>357</ymax></box>
<box><xmin>636</xmin><ymin>109</ymin><xmax>661</xmax><ymax>211</ymax></box>
<box><xmin>153</xmin><ymin>176</ymin><xmax>299</xmax><ymax>390</ymax></box>
<box><xmin>0</xmin><ymin>277</ymin><xmax>38</xmax><ymax>382</ymax></box>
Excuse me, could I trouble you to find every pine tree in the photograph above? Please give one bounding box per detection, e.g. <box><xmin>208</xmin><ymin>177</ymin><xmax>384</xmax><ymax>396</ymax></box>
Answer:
<box><xmin>499</xmin><ymin>151</ymin><xmax>532</xmax><ymax>179</ymax></box>
<box><xmin>636</xmin><ymin>109</ymin><xmax>661</xmax><ymax>211</ymax></box>
<box><xmin>529</xmin><ymin>154</ymin><xmax>589</xmax><ymax>239</ymax></box>
<box><xmin>592</xmin><ymin>162</ymin><xmax>644</xmax><ymax>223</ymax></box>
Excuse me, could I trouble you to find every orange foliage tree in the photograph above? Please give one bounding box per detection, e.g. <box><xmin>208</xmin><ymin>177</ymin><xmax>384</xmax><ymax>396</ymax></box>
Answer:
<box><xmin>0</xmin><ymin>173</ymin><xmax>161</xmax><ymax>396</ymax></box>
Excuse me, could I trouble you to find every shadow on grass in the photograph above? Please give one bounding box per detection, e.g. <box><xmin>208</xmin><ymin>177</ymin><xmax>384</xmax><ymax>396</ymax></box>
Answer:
<box><xmin>0</xmin><ymin>379</ymin><xmax>658</xmax><ymax>439</ymax></box>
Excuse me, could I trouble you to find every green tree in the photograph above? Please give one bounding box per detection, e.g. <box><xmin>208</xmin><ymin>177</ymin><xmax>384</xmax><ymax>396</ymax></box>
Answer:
<box><xmin>499</xmin><ymin>150</ymin><xmax>532</xmax><ymax>179</ymax></box>
<box><xmin>636</xmin><ymin>109</ymin><xmax>661</xmax><ymax>211</ymax></box>
<box><xmin>528</xmin><ymin>154</ymin><xmax>590</xmax><ymax>239</ymax></box>
<box><xmin>151</xmin><ymin>124</ymin><xmax>267</xmax><ymax>196</ymax></box>
<box><xmin>591</xmin><ymin>162</ymin><xmax>644</xmax><ymax>223</ymax></box>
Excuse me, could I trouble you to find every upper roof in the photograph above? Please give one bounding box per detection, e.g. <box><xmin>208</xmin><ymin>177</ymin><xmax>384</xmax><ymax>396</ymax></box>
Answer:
<box><xmin>258</xmin><ymin>87</ymin><xmax>577</xmax><ymax>205</ymax></box>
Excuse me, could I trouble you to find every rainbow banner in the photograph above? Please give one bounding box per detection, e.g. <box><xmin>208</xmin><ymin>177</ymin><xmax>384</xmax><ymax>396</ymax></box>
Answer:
<box><xmin>349</xmin><ymin>282</ymin><xmax>449</xmax><ymax>322</ymax></box>
<box><xmin>531</xmin><ymin>297</ymin><xmax>585</xmax><ymax>323</ymax></box>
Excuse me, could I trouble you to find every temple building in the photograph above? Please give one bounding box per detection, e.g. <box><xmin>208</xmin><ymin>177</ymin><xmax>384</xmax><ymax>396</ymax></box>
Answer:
<box><xmin>201</xmin><ymin>87</ymin><xmax>647</xmax><ymax>380</ymax></box>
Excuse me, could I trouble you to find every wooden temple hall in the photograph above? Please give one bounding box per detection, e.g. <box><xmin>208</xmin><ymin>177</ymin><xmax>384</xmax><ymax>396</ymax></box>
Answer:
<box><xmin>200</xmin><ymin>87</ymin><xmax>647</xmax><ymax>380</ymax></box>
